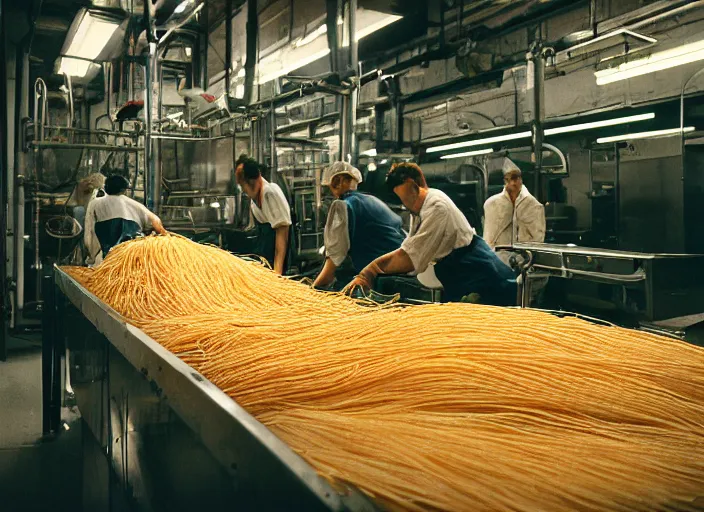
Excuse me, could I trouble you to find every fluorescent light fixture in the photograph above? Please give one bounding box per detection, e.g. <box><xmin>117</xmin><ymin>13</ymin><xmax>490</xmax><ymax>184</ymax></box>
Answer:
<box><xmin>434</xmin><ymin>103</ymin><xmax>447</xmax><ymax>110</ymax></box>
<box><xmin>595</xmin><ymin>39</ymin><xmax>704</xmax><ymax>85</ymax></box>
<box><xmin>596</xmin><ymin>127</ymin><xmax>695</xmax><ymax>144</ymax></box>
<box><xmin>185</xmin><ymin>47</ymin><xmax>192</xmax><ymax>57</ymax></box>
<box><xmin>427</xmin><ymin>131</ymin><xmax>532</xmax><ymax>153</ymax></box>
<box><xmin>174</xmin><ymin>0</ymin><xmax>192</xmax><ymax>14</ymax></box>
<box><xmin>258</xmin><ymin>48</ymin><xmax>331</xmax><ymax>84</ymax></box>
<box><xmin>210</xmin><ymin>201</ymin><xmax>221</xmax><ymax>209</ymax></box>
<box><xmin>544</xmin><ymin>113</ymin><xmax>655</xmax><ymax>136</ymax></box>
<box><xmin>296</xmin><ymin>24</ymin><xmax>327</xmax><ymax>48</ymax></box>
<box><xmin>346</xmin><ymin>13</ymin><xmax>402</xmax><ymax>45</ymax></box>
<box><xmin>440</xmin><ymin>148</ymin><xmax>494</xmax><ymax>160</ymax></box>
<box><xmin>166</xmin><ymin>112</ymin><xmax>183</xmax><ymax>120</ymax></box>
<box><xmin>360</xmin><ymin>148</ymin><xmax>377</xmax><ymax>157</ymax></box>
<box><xmin>380</xmin><ymin>159</ymin><xmax>388</xmax><ymax>164</ymax></box>
<box><xmin>58</xmin><ymin>10</ymin><xmax>121</xmax><ymax>77</ymax></box>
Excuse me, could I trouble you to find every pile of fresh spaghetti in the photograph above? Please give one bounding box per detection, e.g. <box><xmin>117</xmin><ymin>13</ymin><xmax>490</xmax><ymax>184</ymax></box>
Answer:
<box><xmin>65</xmin><ymin>235</ymin><xmax>704</xmax><ymax>512</ymax></box>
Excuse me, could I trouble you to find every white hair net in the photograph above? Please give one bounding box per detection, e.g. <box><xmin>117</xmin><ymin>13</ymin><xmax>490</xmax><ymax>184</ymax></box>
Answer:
<box><xmin>322</xmin><ymin>161</ymin><xmax>363</xmax><ymax>186</ymax></box>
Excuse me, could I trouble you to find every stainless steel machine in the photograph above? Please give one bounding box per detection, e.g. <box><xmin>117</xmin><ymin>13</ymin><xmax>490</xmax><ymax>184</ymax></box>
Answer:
<box><xmin>44</xmin><ymin>267</ymin><xmax>379</xmax><ymax>511</ymax></box>
<box><xmin>510</xmin><ymin>243</ymin><xmax>704</xmax><ymax>326</ymax></box>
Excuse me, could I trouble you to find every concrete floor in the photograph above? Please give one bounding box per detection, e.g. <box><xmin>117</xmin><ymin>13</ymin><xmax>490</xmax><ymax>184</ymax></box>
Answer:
<box><xmin>0</xmin><ymin>336</ymin><xmax>83</xmax><ymax>512</ymax></box>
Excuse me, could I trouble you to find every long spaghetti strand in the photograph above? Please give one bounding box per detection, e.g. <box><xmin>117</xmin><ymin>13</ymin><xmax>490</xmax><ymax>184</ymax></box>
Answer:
<box><xmin>63</xmin><ymin>235</ymin><xmax>704</xmax><ymax>512</ymax></box>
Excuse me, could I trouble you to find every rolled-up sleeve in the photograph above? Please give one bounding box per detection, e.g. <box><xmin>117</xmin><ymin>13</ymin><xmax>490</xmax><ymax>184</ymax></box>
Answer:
<box><xmin>400</xmin><ymin>206</ymin><xmax>449</xmax><ymax>275</ymax></box>
<box><xmin>84</xmin><ymin>201</ymin><xmax>100</xmax><ymax>263</ymax></box>
<box><xmin>324</xmin><ymin>200</ymin><xmax>350</xmax><ymax>266</ymax></box>
<box><xmin>263</xmin><ymin>189</ymin><xmax>292</xmax><ymax>228</ymax></box>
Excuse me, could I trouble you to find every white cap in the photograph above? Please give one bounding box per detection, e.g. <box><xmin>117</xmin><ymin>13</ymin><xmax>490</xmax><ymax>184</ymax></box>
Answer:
<box><xmin>322</xmin><ymin>161</ymin><xmax>363</xmax><ymax>186</ymax></box>
<box><xmin>502</xmin><ymin>157</ymin><xmax>521</xmax><ymax>176</ymax></box>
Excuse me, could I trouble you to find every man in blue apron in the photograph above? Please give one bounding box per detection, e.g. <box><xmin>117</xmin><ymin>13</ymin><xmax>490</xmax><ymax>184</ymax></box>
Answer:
<box><xmin>236</xmin><ymin>157</ymin><xmax>292</xmax><ymax>274</ymax></box>
<box><xmin>346</xmin><ymin>162</ymin><xmax>516</xmax><ymax>305</ymax></box>
<box><xmin>313</xmin><ymin>162</ymin><xmax>406</xmax><ymax>288</ymax></box>
<box><xmin>84</xmin><ymin>174</ymin><xmax>167</xmax><ymax>264</ymax></box>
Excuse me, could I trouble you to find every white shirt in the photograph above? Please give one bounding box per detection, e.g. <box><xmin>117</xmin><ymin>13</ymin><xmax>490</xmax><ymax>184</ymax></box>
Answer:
<box><xmin>84</xmin><ymin>194</ymin><xmax>156</xmax><ymax>263</ymax></box>
<box><xmin>324</xmin><ymin>200</ymin><xmax>350</xmax><ymax>266</ymax></box>
<box><xmin>483</xmin><ymin>185</ymin><xmax>545</xmax><ymax>264</ymax></box>
<box><xmin>401</xmin><ymin>188</ymin><xmax>475</xmax><ymax>275</ymax></box>
<box><xmin>250</xmin><ymin>180</ymin><xmax>292</xmax><ymax>229</ymax></box>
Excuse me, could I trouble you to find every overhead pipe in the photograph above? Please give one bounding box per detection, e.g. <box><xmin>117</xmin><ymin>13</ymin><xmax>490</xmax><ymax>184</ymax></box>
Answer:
<box><xmin>225</xmin><ymin>0</ymin><xmax>233</xmax><ymax>97</ymax></box>
<box><xmin>243</xmin><ymin>0</ymin><xmax>257</xmax><ymax>105</ymax></box>
<box><xmin>0</xmin><ymin>0</ymin><xmax>7</xmax><ymax>359</ymax></box>
<box><xmin>13</xmin><ymin>48</ymin><xmax>29</xmax><ymax>321</ymax></box>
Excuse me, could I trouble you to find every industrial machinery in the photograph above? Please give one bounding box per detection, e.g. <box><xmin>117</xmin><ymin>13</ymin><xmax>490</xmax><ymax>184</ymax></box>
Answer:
<box><xmin>44</xmin><ymin>267</ymin><xmax>380</xmax><ymax>511</ymax></box>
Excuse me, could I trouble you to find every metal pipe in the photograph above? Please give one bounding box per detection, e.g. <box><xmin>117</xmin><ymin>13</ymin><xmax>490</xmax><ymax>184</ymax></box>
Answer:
<box><xmin>159</xmin><ymin>3</ymin><xmax>205</xmax><ymax>48</ymax></box>
<box><xmin>63</xmin><ymin>73</ymin><xmax>74</xmax><ymax>130</ymax></box>
<box><xmin>225</xmin><ymin>0</ymin><xmax>233</xmax><ymax>97</ymax></box>
<box><xmin>325</xmin><ymin>0</ymin><xmax>339</xmax><ymax>76</ymax></box>
<box><xmin>149</xmin><ymin>134</ymin><xmax>233</xmax><ymax>141</ymax></box>
<box><xmin>31</xmin><ymin>141</ymin><xmax>143</xmax><ymax>151</ymax></box>
<box><xmin>0</xmin><ymin>0</ymin><xmax>7</xmax><ymax>359</ymax></box>
<box><xmin>348</xmin><ymin>0</ymin><xmax>357</xmax><ymax>73</ymax></box>
<box><xmin>269</xmin><ymin>106</ymin><xmax>276</xmax><ymax>181</ymax></box>
<box><xmin>199</xmin><ymin>0</ymin><xmax>209</xmax><ymax>91</ymax></box>
<box><xmin>34</xmin><ymin>78</ymin><xmax>47</xmax><ymax>141</ymax></box>
<box><xmin>243</xmin><ymin>0</ymin><xmax>257</xmax><ymax>104</ymax></box>
<box><xmin>15</xmin><ymin>51</ymin><xmax>29</xmax><ymax>315</ymax></box>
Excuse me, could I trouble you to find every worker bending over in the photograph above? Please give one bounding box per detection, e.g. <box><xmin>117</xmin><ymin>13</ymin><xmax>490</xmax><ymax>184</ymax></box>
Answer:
<box><xmin>313</xmin><ymin>162</ymin><xmax>406</xmax><ymax>288</ymax></box>
<box><xmin>483</xmin><ymin>158</ymin><xmax>546</xmax><ymax>266</ymax></box>
<box><xmin>236</xmin><ymin>156</ymin><xmax>292</xmax><ymax>275</ymax></box>
<box><xmin>346</xmin><ymin>163</ymin><xmax>516</xmax><ymax>305</ymax></box>
<box><xmin>84</xmin><ymin>174</ymin><xmax>167</xmax><ymax>264</ymax></box>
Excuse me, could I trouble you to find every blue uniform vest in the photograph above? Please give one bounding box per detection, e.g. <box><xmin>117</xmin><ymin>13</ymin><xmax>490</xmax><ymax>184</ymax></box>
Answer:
<box><xmin>342</xmin><ymin>191</ymin><xmax>406</xmax><ymax>272</ymax></box>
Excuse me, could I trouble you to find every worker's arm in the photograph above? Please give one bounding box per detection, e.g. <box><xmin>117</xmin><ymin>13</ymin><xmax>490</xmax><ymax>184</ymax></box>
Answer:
<box><xmin>314</xmin><ymin>258</ymin><xmax>338</xmax><ymax>288</ymax></box>
<box><xmin>150</xmin><ymin>214</ymin><xmax>168</xmax><ymax>235</ymax></box>
<box><xmin>348</xmin><ymin>249</ymin><xmax>415</xmax><ymax>290</ymax></box>
<box><xmin>273</xmin><ymin>225</ymin><xmax>289</xmax><ymax>275</ymax></box>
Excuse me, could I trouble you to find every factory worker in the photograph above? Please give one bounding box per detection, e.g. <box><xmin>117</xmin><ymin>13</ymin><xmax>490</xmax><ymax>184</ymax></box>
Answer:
<box><xmin>313</xmin><ymin>162</ymin><xmax>406</xmax><ymax>289</ymax></box>
<box><xmin>346</xmin><ymin>163</ymin><xmax>516</xmax><ymax>305</ymax></box>
<box><xmin>483</xmin><ymin>158</ymin><xmax>546</xmax><ymax>266</ymax></box>
<box><xmin>84</xmin><ymin>175</ymin><xmax>167</xmax><ymax>264</ymax></box>
<box><xmin>235</xmin><ymin>157</ymin><xmax>292</xmax><ymax>275</ymax></box>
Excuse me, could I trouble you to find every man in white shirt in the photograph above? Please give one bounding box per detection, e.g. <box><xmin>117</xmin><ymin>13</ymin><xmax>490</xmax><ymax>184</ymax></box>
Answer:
<box><xmin>313</xmin><ymin>161</ymin><xmax>406</xmax><ymax>289</ymax></box>
<box><xmin>346</xmin><ymin>163</ymin><xmax>516</xmax><ymax>305</ymax></box>
<box><xmin>235</xmin><ymin>157</ymin><xmax>292</xmax><ymax>274</ymax></box>
<box><xmin>84</xmin><ymin>175</ymin><xmax>167</xmax><ymax>264</ymax></box>
<box><xmin>484</xmin><ymin>158</ymin><xmax>546</xmax><ymax>266</ymax></box>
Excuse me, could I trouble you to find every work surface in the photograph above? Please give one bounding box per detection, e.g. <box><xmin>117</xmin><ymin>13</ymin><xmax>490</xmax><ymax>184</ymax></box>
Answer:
<box><xmin>59</xmin><ymin>235</ymin><xmax>704</xmax><ymax>512</ymax></box>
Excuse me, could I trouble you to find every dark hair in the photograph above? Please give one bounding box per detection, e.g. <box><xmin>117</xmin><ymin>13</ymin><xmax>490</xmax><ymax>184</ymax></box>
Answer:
<box><xmin>385</xmin><ymin>162</ymin><xmax>427</xmax><ymax>193</ymax></box>
<box><xmin>237</xmin><ymin>158</ymin><xmax>261</xmax><ymax>181</ymax></box>
<box><xmin>104</xmin><ymin>174</ymin><xmax>130</xmax><ymax>195</ymax></box>
<box><xmin>235</xmin><ymin>153</ymin><xmax>249</xmax><ymax>167</ymax></box>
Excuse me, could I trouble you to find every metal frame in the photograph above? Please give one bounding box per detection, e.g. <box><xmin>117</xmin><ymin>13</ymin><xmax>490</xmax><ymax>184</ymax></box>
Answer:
<box><xmin>52</xmin><ymin>266</ymin><xmax>378</xmax><ymax>511</ymax></box>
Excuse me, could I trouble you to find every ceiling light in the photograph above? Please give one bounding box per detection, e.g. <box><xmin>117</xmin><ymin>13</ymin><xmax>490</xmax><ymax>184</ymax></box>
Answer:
<box><xmin>434</xmin><ymin>103</ymin><xmax>447</xmax><ymax>110</ymax></box>
<box><xmin>210</xmin><ymin>201</ymin><xmax>221</xmax><ymax>208</ymax></box>
<box><xmin>367</xmin><ymin>162</ymin><xmax>377</xmax><ymax>171</ymax></box>
<box><xmin>58</xmin><ymin>10</ymin><xmax>121</xmax><ymax>78</ymax></box>
<box><xmin>185</xmin><ymin>47</ymin><xmax>192</xmax><ymax>57</ymax></box>
<box><xmin>174</xmin><ymin>0</ymin><xmax>192</xmax><ymax>14</ymax></box>
<box><xmin>544</xmin><ymin>113</ymin><xmax>655</xmax><ymax>136</ymax></box>
<box><xmin>295</xmin><ymin>24</ymin><xmax>327</xmax><ymax>48</ymax></box>
<box><xmin>595</xmin><ymin>39</ymin><xmax>704</xmax><ymax>85</ymax></box>
<box><xmin>440</xmin><ymin>148</ymin><xmax>494</xmax><ymax>160</ymax></box>
<box><xmin>258</xmin><ymin>48</ymin><xmax>331</xmax><ymax>84</ymax></box>
<box><xmin>345</xmin><ymin>14</ymin><xmax>402</xmax><ymax>45</ymax></box>
<box><xmin>427</xmin><ymin>131</ymin><xmax>532</xmax><ymax>153</ymax></box>
<box><xmin>596</xmin><ymin>127</ymin><xmax>695</xmax><ymax>144</ymax></box>
<box><xmin>380</xmin><ymin>159</ymin><xmax>388</xmax><ymax>164</ymax></box>
<box><xmin>360</xmin><ymin>148</ymin><xmax>377</xmax><ymax>157</ymax></box>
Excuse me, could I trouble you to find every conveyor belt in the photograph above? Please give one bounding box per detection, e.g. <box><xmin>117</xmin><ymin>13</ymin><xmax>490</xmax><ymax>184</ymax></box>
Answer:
<box><xmin>52</xmin><ymin>266</ymin><xmax>379</xmax><ymax>512</ymax></box>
